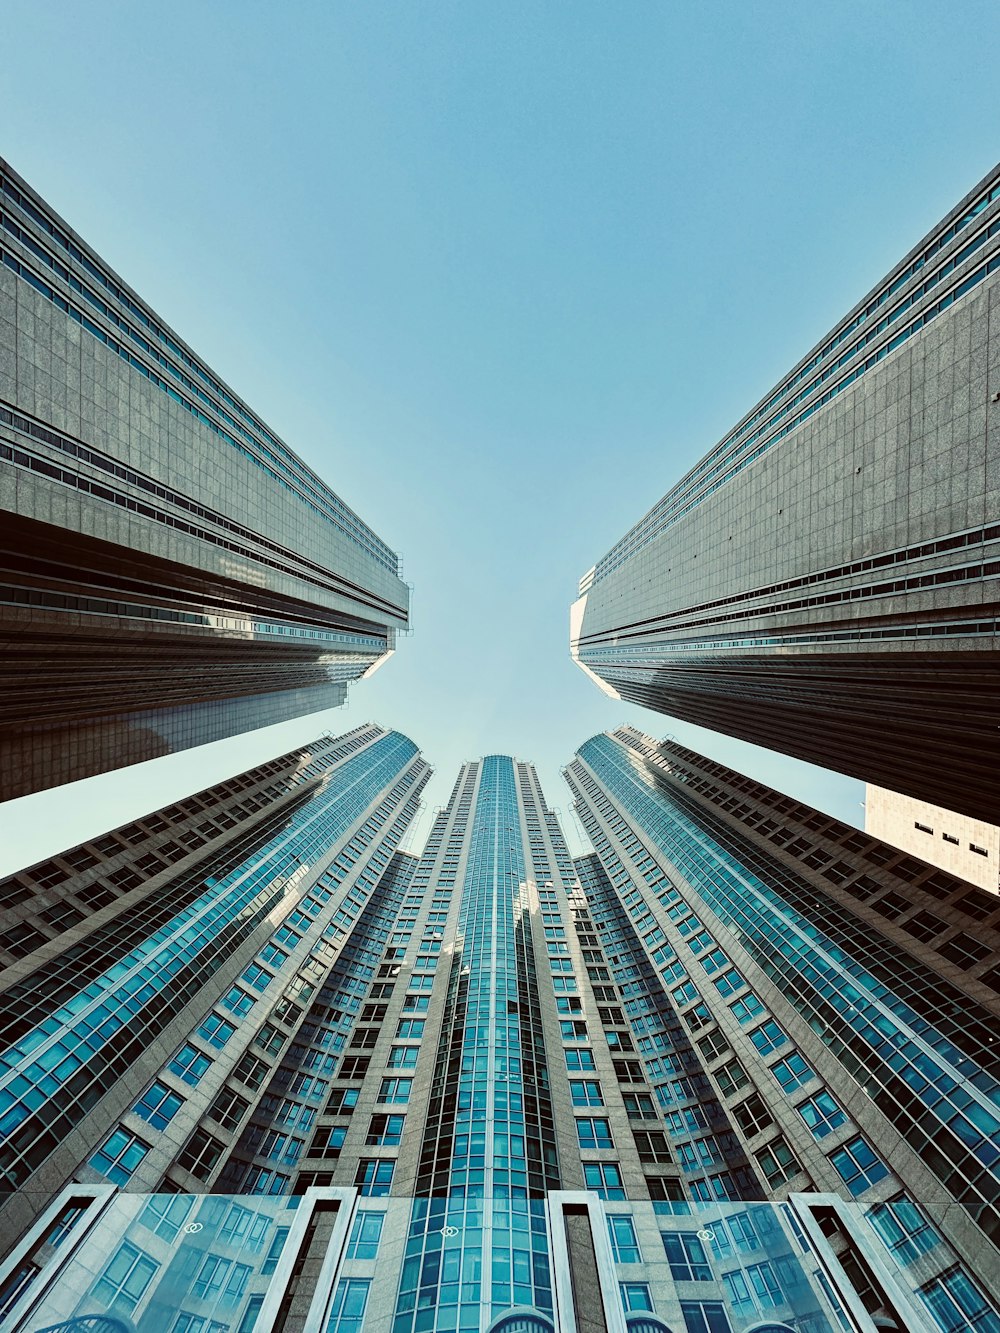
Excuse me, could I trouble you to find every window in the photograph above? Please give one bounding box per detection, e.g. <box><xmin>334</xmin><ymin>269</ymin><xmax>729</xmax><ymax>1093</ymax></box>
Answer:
<box><xmin>797</xmin><ymin>1089</ymin><xmax>847</xmax><ymax>1139</ymax></box>
<box><xmin>623</xmin><ymin>1092</ymin><xmax>656</xmax><ymax>1119</ymax></box>
<box><xmin>915</xmin><ymin>822</ymin><xmax>934</xmax><ymax>834</ymax></box>
<box><xmin>713</xmin><ymin>969</ymin><xmax>745</xmax><ymax>997</ymax></box>
<box><xmin>662</xmin><ymin>1231</ymin><xmax>711</xmax><ymax>1282</ymax></box>
<box><xmin>970</xmin><ymin>843</ymin><xmax>989</xmax><ymax>857</ymax></box>
<box><xmin>168</xmin><ymin>1043</ymin><xmax>212</xmax><ymax>1085</ymax></box>
<box><xmin>632</xmin><ymin>1131</ymin><xmax>671</xmax><ymax>1163</ymax></box>
<box><xmin>565</xmin><ymin>1049</ymin><xmax>597</xmax><ymax>1071</ymax></box>
<box><xmin>576</xmin><ymin>1117</ymin><xmax>614</xmax><ymax>1149</ymax></box>
<box><xmin>327</xmin><ymin>1278</ymin><xmax>370</xmax><ymax>1333</ymax></box>
<box><xmin>918</xmin><ymin>1265</ymin><xmax>1000</xmax><ymax>1333</ymax></box>
<box><xmin>771</xmin><ymin>1051</ymin><xmax>813</xmax><ymax>1092</ymax></box>
<box><xmin>237</xmin><ymin>1299</ymin><xmax>264</xmax><ymax>1333</ymax></box>
<box><xmin>745</xmin><ymin>1260</ymin><xmax>782</xmax><ymax>1309</ymax></box>
<box><xmin>378</xmin><ymin>1077</ymin><xmax>411</xmax><ymax>1104</ymax></box>
<box><xmin>748</xmin><ymin>1020</ymin><xmax>787</xmax><ymax>1055</ymax></box>
<box><xmin>346</xmin><ymin>1210</ymin><xmax>384</xmax><ymax>1260</ymax></box>
<box><xmin>209</xmin><ymin>1088</ymin><xmax>250</xmax><ymax>1132</ymax></box>
<box><xmin>732</xmin><ymin>1093</ymin><xmax>773</xmax><ymax>1138</ymax></box>
<box><xmin>259</xmin><ymin>943</ymin><xmax>288</xmax><ymax>969</ymax></box>
<box><xmin>89</xmin><ymin>1129</ymin><xmax>150</xmax><ymax>1185</ymax></box>
<box><xmin>724</xmin><ymin>1211</ymin><xmax>759</xmax><ymax>1254</ymax></box>
<box><xmin>620</xmin><ymin>1282</ymin><xmax>653</xmax><ymax>1312</ymax></box>
<box><xmin>197</xmin><ymin>1014</ymin><xmax>236</xmax><ymax>1049</ymax></box>
<box><xmin>583</xmin><ymin>1161</ymin><xmax>626</xmax><ymax>1199</ymax></box>
<box><xmin>387</xmin><ymin>1045</ymin><xmax>419</xmax><ymax>1069</ymax></box>
<box><xmin>938</xmin><ymin>932</ymin><xmax>991</xmax><ymax>968</ymax></box>
<box><xmin>830</xmin><ymin>1136</ymin><xmax>889</xmax><ymax>1196</ymax></box>
<box><xmin>327</xmin><ymin>1088</ymin><xmax>360</xmax><ymax>1115</ymax></box>
<box><xmin>356</xmin><ymin>1159</ymin><xmax>395</xmax><ymax>1196</ymax></box>
<box><xmin>366</xmin><ymin>1114</ymin><xmax>405</xmax><ymax>1146</ymax></box>
<box><xmin>722</xmin><ymin>1270</ymin><xmax>755</xmax><ymax>1319</ymax></box>
<box><xmin>680</xmin><ymin>1302</ymin><xmax>733</xmax><ymax>1333</ymax></box>
<box><xmin>140</xmin><ymin>1196</ymin><xmax>194</xmax><ymax>1242</ymax></box>
<box><xmin>90</xmin><ymin>1242</ymin><xmax>159</xmax><ymax>1314</ymax></box>
<box><xmin>241</xmin><ymin>963</ymin><xmax>272</xmax><ymax>992</ymax></box>
<box><xmin>729</xmin><ymin>994</ymin><xmax>765</xmax><ymax>1024</ymax></box>
<box><xmin>177</xmin><ymin>1128</ymin><xmax>224</xmax><ymax>1180</ymax></box>
<box><xmin>313</xmin><ymin>1125</ymin><xmax>347</xmax><ymax>1157</ymax></box>
<box><xmin>867</xmin><ymin>1196</ymin><xmax>940</xmax><ymax>1263</ymax></box>
<box><xmin>714</xmin><ymin>1059</ymin><xmax>749</xmax><ymax>1098</ymax></box>
<box><xmin>571</xmin><ymin>1080</ymin><xmax>604</xmax><ymax>1107</ymax></box>
<box><xmin>233</xmin><ymin>1052</ymin><xmax>269</xmax><ymax>1090</ymax></box>
<box><xmin>607</xmin><ymin>1215</ymin><xmax>641</xmax><ymax>1263</ymax></box>
<box><xmin>133</xmin><ymin>1081</ymin><xmax>183</xmax><ymax>1131</ymax></box>
<box><xmin>755</xmin><ymin>1137</ymin><xmax>800</xmax><ymax>1188</ymax></box>
<box><xmin>395</xmin><ymin>1018</ymin><xmax>424</xmax><ymax>1039</ymax></box>
<box><xmin>561</xmin><ymin>1020</ymin><xmax>589</xmax><ymax>1040</ymax></box>
<box><xmin>696</xmin><ymin>1029</ymin><xmax>730</xmax><ymax>1062</ymax></box>
<box><xmin>942</xmin><ymin>832</ymin><xmax>960</xmax><ymax>845</ymax></box>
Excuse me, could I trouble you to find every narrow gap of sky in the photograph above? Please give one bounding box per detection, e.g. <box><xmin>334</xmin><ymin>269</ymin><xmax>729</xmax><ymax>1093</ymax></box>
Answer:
<box><xmin>1</xmin><ymin>0</ymin><xmax>998</xmax><ymax>872</ymax></box>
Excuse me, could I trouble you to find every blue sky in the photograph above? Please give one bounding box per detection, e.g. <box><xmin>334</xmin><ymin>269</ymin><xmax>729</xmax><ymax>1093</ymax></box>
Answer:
<box><xmin>2</xmin><ymin>1</ymin><xmax>999</xmax><ymax>870</ymax></box>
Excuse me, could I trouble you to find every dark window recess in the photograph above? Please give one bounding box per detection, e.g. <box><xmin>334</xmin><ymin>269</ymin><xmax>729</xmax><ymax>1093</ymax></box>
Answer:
<box><xmin>937</xmin><ymin>933</ymin><xmax>992</xmax><ymax>968</ymax></box>
<box><xmin>0</xmin><ymin>923</ymin><xmax>48</xmax><ymax>957</ymax></box>
<box><xmin>25</xmin><ymin>861</ymin><xmax>67</xmax><ymax>890</ymax></box>
<box><xmin>0</xmin><ymin>879</ymin><xmax>33</xmax><ymax>909</ymax></box>
<box><xmin>107</xmin><ymin>867</ymin><xmax>144</xmax><ymax>892</ymax></box>
<box><xmin>902</xmin><ymin>911</ymin><xmax>946</xmax><ymax>943</ymax></box>
<box><xmin>871</xmin><ymin>891</ymin><xmax>911</xmax><ymax>920</ymax></box>
<box><xmin>75</xmin><ymin>882</ymin><xmax>116</xmax><ymax>910</ymax></box>
<box><xmin>633</xmin><ymin>1130</ymin><xmax>671</xmax><ymax>1162</ymax></box>
<box><xmin>953</xmin><ymin>892</ymin><xmax>997</xmax><ymax>922</ymax></box>
<box><xmin>176</xmin><ymin>1129</ymin><xmax>224</xmax><ymax>1180</ymax></box>
<box><xmin>39</xmin><ymin>903</ymin><xmax>85</xmax><ymax>931</ymax></box>
<box><xmin>337</xmin><ymin>1057</ymin><xmax>371</xmax><ymax>1079</ymax></box>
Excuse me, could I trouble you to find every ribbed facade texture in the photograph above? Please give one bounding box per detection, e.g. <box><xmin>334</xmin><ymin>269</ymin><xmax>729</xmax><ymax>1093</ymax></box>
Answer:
<box><xmin>3</xmin><ymin>738</ymin><xmax>1000</xmax><ymax>1332</ymax></box>
<box><xmin>564</xmin><ymin>726</ymin><xmax>1000</xmax><ymax>1314</ymax></box>
<box><xmin>0</xmin><ymin>160</ymin><xmax>409</xmax><ymax>799</ymax></box>
<box><xmin>571</xmin><ymin>163</ymin><xmax>1000</xmax><ymax>824</ymax></box>
<box><xmin>0</xmin><ymin>724</ymin><xmax>430</xmax><ymax>1240</ymax></box>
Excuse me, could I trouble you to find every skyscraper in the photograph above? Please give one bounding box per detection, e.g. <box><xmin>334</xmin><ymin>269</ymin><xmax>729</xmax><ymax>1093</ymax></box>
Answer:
<box><xmin>864</xmin><ymin>784</ymin><xmax>1000</xmax><ymax>894</ymax></box>
<box><xmin>3</xmin><ymin>741</ymin><xmax>999</xmax><ymax>1333</ymax></box>
<box><xmin>0</xmin><ymin>724</ymin><xmax>430</xmax><ymax>1241</ymax></box>
<box><xmin>0</xmin><ymin>159</ymin><xmax>409</xmax><ymax>800</ymax></box>
<box><xmin>564</xmin><ymin>727</ymin><xmax>1000</xmax><ymax>1297</ymax></box>
<box><xmin>571</xmin><ymin>163</ymin><xmax>1000</xmax><ymax>824</ymax></box>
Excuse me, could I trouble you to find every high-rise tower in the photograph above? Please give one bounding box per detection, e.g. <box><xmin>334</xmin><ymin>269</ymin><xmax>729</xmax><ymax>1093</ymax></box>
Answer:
<box><xmin>0</xmin><ymin>724</ymin><xmax>429</xmax><ymax>1241</ymax></box>
<box><xmin>565</xmin><ymin>726</ymin><xmax>1000</xmax><ymax>1314</ymax></box>
<box><xmin>0</xmin><ymin>160</ymin><xmax>409</xmax><ymax>799</ymax></box>
<box><xmin>3</xmin><ymin>745</ymin><xmax>999</xmax><ymax>1333</ymax></box>
<box><xmin>571</xmin><ymin>163</ymin><xmax>1000</xmax><ymax>823</ymax></box>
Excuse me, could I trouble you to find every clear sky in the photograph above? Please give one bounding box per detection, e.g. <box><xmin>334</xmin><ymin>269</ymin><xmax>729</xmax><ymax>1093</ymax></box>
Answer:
<box><xmin>2</xmin><ymin>0</ymin><xmax>998</xmax><ymax>872</ymax></box>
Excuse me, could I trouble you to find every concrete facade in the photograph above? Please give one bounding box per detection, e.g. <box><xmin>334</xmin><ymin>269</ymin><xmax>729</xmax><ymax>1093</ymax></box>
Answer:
<box><xmin>0</xmin><ymin>160</ymin><xmax>409</xmax><ymax>798</ymax></box>
<box><xmin>573</xmin><ymin>163</ymin><xmax>1000</xmax><ymax>824</ymax></box>
<box><xmin>865</xmin><ymin>783</ymin><xmax>1000</xmax><ymax>893</ymax></box>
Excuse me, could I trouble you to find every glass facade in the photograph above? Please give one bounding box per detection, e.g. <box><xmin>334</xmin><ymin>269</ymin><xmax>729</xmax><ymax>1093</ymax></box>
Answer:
<box><xmin>565</xmin><ymin>726</ymin><xmax>1000</xmax><ymax>1315</ymax></box>
<box><xmin>4</xmin><ymin>1191</ymin><xmax>998</xmax><ymax>1333</ymax></box>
